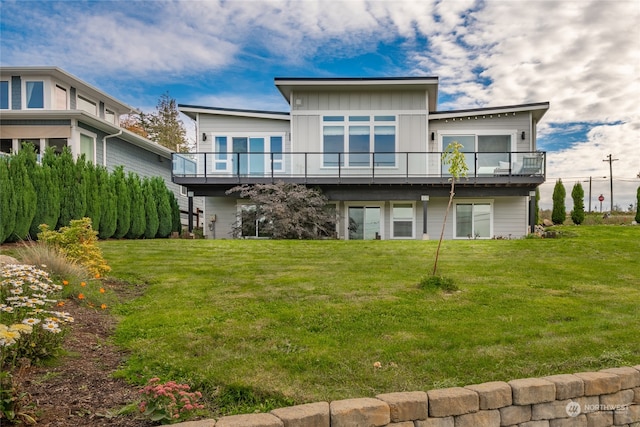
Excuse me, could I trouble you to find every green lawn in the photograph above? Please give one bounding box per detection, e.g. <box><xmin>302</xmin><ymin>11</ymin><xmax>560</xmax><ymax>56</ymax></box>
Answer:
<box><xmin>101</xmin><ymin>226</ymin><xmax>640</xmax><ymax>415</ymax></box>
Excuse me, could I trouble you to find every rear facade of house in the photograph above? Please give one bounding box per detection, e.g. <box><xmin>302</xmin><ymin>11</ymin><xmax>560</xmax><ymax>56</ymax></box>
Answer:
<box><xmin>175</xmin><ymin>77</ymin><xmax>549</xmax><ymax>240</ymax></box>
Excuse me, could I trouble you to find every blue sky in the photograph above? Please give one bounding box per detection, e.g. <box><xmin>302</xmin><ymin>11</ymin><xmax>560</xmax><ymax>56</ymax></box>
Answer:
<box><xmin>1</xmin><ymin>0</ymin><xmax>639</xmax><ymax>210</ymax></box>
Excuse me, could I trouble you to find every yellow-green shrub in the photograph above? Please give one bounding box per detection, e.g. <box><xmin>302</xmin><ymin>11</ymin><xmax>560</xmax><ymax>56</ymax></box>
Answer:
<box><xmin>37</xmin><ymin>218</ymin><xmax>111</xmax><ymax>277</ymax></box>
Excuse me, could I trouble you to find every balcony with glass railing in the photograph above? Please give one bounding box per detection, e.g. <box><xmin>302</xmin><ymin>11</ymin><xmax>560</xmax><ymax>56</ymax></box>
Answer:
<box><xmin>172</xmin><ymin>151</ymin><xmax>545</xmax><ymax>185</ymax></box>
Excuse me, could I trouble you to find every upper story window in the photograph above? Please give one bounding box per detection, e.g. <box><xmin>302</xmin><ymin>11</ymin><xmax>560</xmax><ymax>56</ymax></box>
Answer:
<box><xmin>211</xmin><ymin>133</ymin><xmax>285</xmax><ymax>175</ymax></box>
<box><xmin>55</xmin><ymin>85</ymin><xmax>68</xmax><ymax>110</ymax></box>
<box><xmin>77</xmin><ymin>94</ymin><xmax>97</xmax><ymax>115</ymax></box>
<box><xmin>26</xmin><ymin>81</ymin><xmax>44</xmax><ymax>108</ymax></box>
<box><xmin>0</xmin><ymin>81</ymin><xmax>9</xmax><ymax>109</ymax></box>
<box><xmin>322</xmin><ymin>115</ymin><xmax>396</xmax><ymax>167</ymax></box>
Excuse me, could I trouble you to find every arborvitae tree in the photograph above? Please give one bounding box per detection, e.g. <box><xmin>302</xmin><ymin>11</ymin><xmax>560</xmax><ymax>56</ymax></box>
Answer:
<box><xmin>551</xmin><ymin>179</ymin><xmax>567</xmax><ymax>225</ymax></box>
<box><xmin>57</xmin><ymin>147</ymin><xmax>86</xmax><ymax>228</ymax></box>
<box><xmin>112</xmin><ymin>166</ymin><xmax>131</xmax><ymax>239</ymax></box>
<box><xmin>635</xmin><ymin>186</ymin><xmax>640</xmax><ymax>223</ymax></box>
<box><xmin>535</xmin><ymin>188</ymin><xmax>540</xmax><ymax>225</ymax></box>
<box><xmin>168</xmin><ymin>189</ymin><xmax>182</xmax><ymax>233</ymax></box>
<box><xmin>153</xmin><ymin>177</ymin><xmax>172</xmax><ymax>238</ymax></box>
<box><xmin>0</xmin><ymin>157</ymin><xmax>17</xmax><ymax>243</ymax></box>
<box><xmin>84</xmin><ymin>161</ymin><xmax>101</xmax><ymax>232</ymax></box>
<box><xmin>142</xmin><ymin>178</ymin><xmax>159</xmax><ymax>239</ymax></box>
<box><xmin>126</xmin><ymin>172</ymin><xmax>146</xmax><ymax>239</ymax></box>
<box><xmin>36</xmin><ymin>148</ymin><xmax>61</xmax><ymax>233</ymax></box>
<box><xmin>571</xmin><ymin>182</ymin><xmax>585</xmax><ymax>225</ymax></box>
<box><xmin>97</xmin><ymin>166</ymin><xmax>117</xmax><ymax>240</ymax></box>
<box><xmin>7</xmin><ymin>145</ymin><xmax>37</xmax><ymax>241</ymax></box>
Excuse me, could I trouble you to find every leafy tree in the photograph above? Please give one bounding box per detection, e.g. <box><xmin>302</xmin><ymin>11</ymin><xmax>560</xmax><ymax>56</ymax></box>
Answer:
<box><xmin>433</xmin><ymin>142</ymin><xmax>468</xmax><ymax>276</ymax></box>
<box><xmin>84</xmin><ymin>160</ymin><xmax>101</xmax><ymax>232</ymax></box>
<box><xmin>570</xmin><ymin>182</ymin><xmax>585</xmax><ymax>225</ymax></box>
<box><xmin>0</xmin><ymin>156</ymin><xmax>16</xmax><ymax>243</ymax></box>
<box><xmin>126</xmin><ymin>172</ymin><xmax>146</xmax><ymax>239</ymax></box>
<box><xmin>153</xmin><ymin>177</ymin><xmax>173</xmax><ymax>238</ymax></box>
<box><xmin>120</xmin><ymin>113</ymin><xmax>150</xmax><ymax>138</ymax></box>
<box><xmin>7</xmin><ymin>144</ymin><xmax>37</xmax><ymax>241</ymax></box>
<box><xmin>551</xmin><ymin>179</ymin><xmax>566</xmax><ymax>225</ymax></box>
<box><xmin>636</xmin><ymin>186</ymin><xmax>640</xmax><ymax>223</ymax></box>
<box><xmin>112</xmin><ymin>166</ymin><xmax>131</xmax><ymax>239</ymax></box>
<box><xmin>226</xmin><ymin>181</ymin><xmax>336</xmax><ymax>239</ymax></box>
<box><xmin>142</xmin><ymin>178</ymin><xmax>159</xmax><ymax>239</ymax></box>
<box><xmin>57</xmin><ymin>147</ymin><xmax>86</xmax><ymax>228</ymax></box>
<box><xmin>97</xmin><ymin>165</ymin><xmax>117</xmax><ymax>240</ymax></box>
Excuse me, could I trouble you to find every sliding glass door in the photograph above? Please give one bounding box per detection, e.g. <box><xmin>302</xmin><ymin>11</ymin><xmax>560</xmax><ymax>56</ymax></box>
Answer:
<box><xmin>348</xmin><ymin>207</ymin><xmax>381</xmax><ymax>240</ymax></box>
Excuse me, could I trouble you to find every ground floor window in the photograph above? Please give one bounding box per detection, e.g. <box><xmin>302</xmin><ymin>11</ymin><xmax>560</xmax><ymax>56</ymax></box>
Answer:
<box><xmin>392</xmin><ymin>203</ymin><xmax>414</xmax><ymax>238</ymax></box>
<box><xmin>455</xmin><ymin>202</ymin><xmax>491</xmax><ymax>238</ymax></box>
<box><xmin>0</xmin><ymin>139</ymin><xmax>12</xmax><ymax>154</ymax></box>
<box><xmin>238</xmin><ymin>205</ymin><xmax>270</xmax><ymax>238</ymax></box>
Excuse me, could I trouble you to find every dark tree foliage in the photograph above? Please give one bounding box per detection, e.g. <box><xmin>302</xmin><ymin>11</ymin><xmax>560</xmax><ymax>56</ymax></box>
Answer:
<box><xmin>112</xmin><ymin>166</ymin><xmax>131</xmax><ymax>239</ymax></box>
<box><xmin>7</xmin><ymin>144</ymin><xmax>37</xmax><ymax>241</ymax></box>
<box><xmin>552</xmin><ymin>179</ymin><xmax>566</xmax><ymax>225</ymax></box>
<box><xmin>142</xmin><ymin>178</ymin><xmax>159</xmax><ymax>239</ymax></box>
<box><xmin>570</xmin><ymin>182</ymin><xmax>585</xmax><ymax>225</ymax></box>
<box><xmin>126</xmin><ymin>172</ymin><xmax>146</xmax><ymax>239</ymax></box>
<box><xmin>97</xmin><ymin>165</ymin><xmax>117</xmax><ymax>240</ymax></box>
<box><xmin>168</xmin><ymin>189</ymin><xmax>182</xmax><ymax>233</ymax></box>
<box><xmin>33</xmin><ymin>148</ymin><xmax>61</xmax><ymax>235</ymax></box>
<box><xmin>636</xmin><ymin>186</ymin><xmax>640</xmax><ymax>223</ymax></box>
<box><xmin>153</xmin><ymin>177</ymin><xmax>172</xmax><ymax>238</ymax></box>
<box><xmin>226</xmin><ymin>181</ymin><xmax>337</xmax><ymax>239</ymax></box>
<box><xmin>84</xmin><ymin>160</ymin><xmax>102</xmax><ymax>232</ymax></box>
<box><xmin>0</xmin><ymin>156</ymin><xmax>17</xmax><ymax>243</ymax></box>
<box><xmin>57</xmin><ymin>147</ymin><xmax>86</xmax><ymax>228</ymax></box>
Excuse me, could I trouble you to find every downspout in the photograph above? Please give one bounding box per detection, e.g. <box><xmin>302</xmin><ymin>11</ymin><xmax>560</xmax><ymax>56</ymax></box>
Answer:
<box><xmin>102</xmin><ymin>129</ymin><xmax>122</xmax><ymax>167</ymax></box>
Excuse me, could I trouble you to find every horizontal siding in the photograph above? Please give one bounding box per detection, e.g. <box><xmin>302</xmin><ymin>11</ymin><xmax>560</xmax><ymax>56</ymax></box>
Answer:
<box><xmin>293</xmin><ymin>90</ymin><xmax>427</xmax><ymax>111</ymax></box>
<box><xmin>200</xmin><ymin>115</ymin><xmax>289</xmax><ymax>134</ymax></box>
<box><xmin>204</xmin><ymin>197</ymin><xmax>237</xmax><ymax>239</ymax></box>
<box><xmin>430</xmin><ymin>113</ymin><xmax>533</xmax><ymax>151</ymax></box>
<box><xmin>492</xmin><ymin>197</ymin><xmax>529</xmax><ymax>238</ymax></box>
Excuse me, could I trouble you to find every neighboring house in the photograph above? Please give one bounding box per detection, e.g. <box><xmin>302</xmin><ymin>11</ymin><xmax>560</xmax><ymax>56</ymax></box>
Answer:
<box><xmin>0</xmin><ymin>66</ymin><xmax>199</xmax><ymax>228</ymax></box>
<box><xmin>176</xmin><ymin>77</ymin><xmax>549</xmax><ymax>240</ymax></box>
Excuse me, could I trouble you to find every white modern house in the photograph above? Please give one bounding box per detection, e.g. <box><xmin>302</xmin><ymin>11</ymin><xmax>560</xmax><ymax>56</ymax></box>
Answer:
<box><xmin>175</xmin><ymin>77</ymin><xmax>549</xmax><ymax>240</ymax></box>
<box><xmin>0</xmin><ymin>66</ymin><xmax>199</xmax><ymax>227</ymax></box>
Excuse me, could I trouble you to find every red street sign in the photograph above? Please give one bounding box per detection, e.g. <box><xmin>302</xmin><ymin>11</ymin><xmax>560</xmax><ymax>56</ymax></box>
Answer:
<box><xmin>598</xmin><ymin>194</ymin><xmax>605</xmax><ymax>202</ymax></box>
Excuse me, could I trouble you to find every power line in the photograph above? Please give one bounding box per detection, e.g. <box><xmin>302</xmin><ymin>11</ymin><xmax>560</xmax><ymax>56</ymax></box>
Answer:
<box><xmin>603</xmin><ymin>154</ymin><xmax>619</xmax><ymax>211</ymax></box>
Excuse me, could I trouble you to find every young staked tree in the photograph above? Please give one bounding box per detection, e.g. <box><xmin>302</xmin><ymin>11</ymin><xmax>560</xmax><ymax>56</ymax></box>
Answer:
<box><xmin>112</xmin><ymin>166</ymin><xmax>131</xmax><ymax>239</ymax></box>
<box><xmin>0</xmin><ymin>156</ymin><xmax>17</xmax><ymax>243</ymax></box>
<box><xmin>432</xmin><ymin>142</ymin><xmax>468</xmax><ymax>276</ymax></box>
<box><xmin>551</xmin><ymin>179</ymin><xmax>567</xmax><ymax>225</ymax></box>
<box><xmin>7</xmin><ymin>144</ymin><xmax>37</xmax><ymax>241</ymax></box>
<box><xmin>226</xmin><ymin>181</ymin><xmax>336</xmax><ymax>239</ymax></box>
<box><xmin>570</xmin><ymin>182</ymin><xmax>585</xmax><ymax>225</ymax></box>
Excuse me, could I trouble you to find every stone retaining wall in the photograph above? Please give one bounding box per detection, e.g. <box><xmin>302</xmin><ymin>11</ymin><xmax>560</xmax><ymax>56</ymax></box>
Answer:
<box><xmin>176</xmin><ymin>365</ymin><xmax>640</xmax><ymax>427</ymax></box>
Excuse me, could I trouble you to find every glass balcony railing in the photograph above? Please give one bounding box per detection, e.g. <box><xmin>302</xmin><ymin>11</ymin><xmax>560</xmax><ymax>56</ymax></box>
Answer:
<box><xmin>172</xmin><ymin>151</ymin><xmax>545</xmax><ymax>182</ymax></box>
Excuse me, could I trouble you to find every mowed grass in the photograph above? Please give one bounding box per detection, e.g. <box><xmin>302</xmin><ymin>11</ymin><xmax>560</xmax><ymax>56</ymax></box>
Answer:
<box><xmin>101</xmin><ymin>226</ymin><xmax>640</xmax><ymax>414</ymax></box>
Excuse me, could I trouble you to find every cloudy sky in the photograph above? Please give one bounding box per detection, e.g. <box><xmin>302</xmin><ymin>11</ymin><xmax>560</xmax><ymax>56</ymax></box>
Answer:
<box><xmin>1</xmin><ymin>0</ymin><xmax>638</xmax><ymax>210</ymax></box>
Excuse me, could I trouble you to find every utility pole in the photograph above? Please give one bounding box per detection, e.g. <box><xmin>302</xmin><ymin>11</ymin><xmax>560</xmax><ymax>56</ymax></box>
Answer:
<box><xmin>603</xmin><ymin>154</ymin><xmax>618</xmax><ymax>212</ymax></box>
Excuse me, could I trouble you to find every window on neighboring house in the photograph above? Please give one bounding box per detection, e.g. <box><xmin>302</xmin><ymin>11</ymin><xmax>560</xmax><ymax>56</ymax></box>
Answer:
<box><xmin>105</xmin><ymin>109</ymin><xmax>116</xmax><ymax>124</ymax></box>
<box><xmin>26</xmin><ymin>81</ymin><xmax>44</xmax><ymax>108</ymax></box>
<box><xmin>455</xmin><ymin>202</ymin><xmax>491</xmax><ymax>239</ymax></box>
<box><xmin>392</xmin><ymin>203</ymin><xmax>414</xmax><ymax>238</ymax></box>
<box><xmin>78</xmin><ymin>95</ymin><xmax>97</xmax><ymax>115</ymax></box>
<box><xmin>80</xmin><ymin>133</ymin><xmax>95</xmax><ymax>163</ymax></box>
<box><xmin>0</xmin><ymin>81</ymin><xmax>9</xmax><ymax>109</ymax></box>
<box><xmin>180</xmin><ymin>185</ymin><xmax>187</xmax><ymax>196</ymax></box>
<box><xmin>323</xmin><ymin>115</ymin><xmax>396</xmax><ymax>167</ymax></box>
<box><xmin>1</xmin><ymin>139</ymin><xmax>12</xmax><ymax>154</ymax></box>
<box><xmin>48</xmin><ymin>138</ymin><xmax>67</xmax><ymax>154</ymax></box>
<box><xmin>55</xmin><ymin>85</ymin><xmax>67</xmax><ymax>110</ymax></box>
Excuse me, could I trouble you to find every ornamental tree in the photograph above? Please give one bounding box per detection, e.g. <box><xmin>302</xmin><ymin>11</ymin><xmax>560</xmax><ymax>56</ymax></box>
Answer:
<box><xmin>142</xmin><ymin>178</ymin><xmax>159</xmax><ymax>239</ymax></box>
<box><xmin>126</xmin><ymin>172</ymin><xmax>146</xmax><ymax>239</ymax></box>
<box><xmin>551</xmin><ymin>179</ymin><xmax>566</xmax><ymax>225</ymax></box>
<box><xmin>7</xmin><ymin>144</ymin><xmax>37</xmax><ymax>241</ymax></box>
<box><xmin>112</xmin><ymin>166</ymin><xmax>131</xmax><ymax>239</ymax></box>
